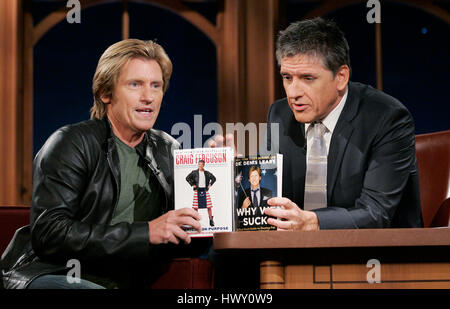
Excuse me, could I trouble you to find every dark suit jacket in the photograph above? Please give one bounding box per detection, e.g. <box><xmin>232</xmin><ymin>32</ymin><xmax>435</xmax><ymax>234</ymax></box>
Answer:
<box><xmin>186</xmin><ymin>169</ymin><xmax>216</xmax><ymax>189</ymax></box>
<box><xmin>238</xmin><ymin>187</ymin><xmax>273</xmax><ymax>208</ymax></box>
<box><xmin>267</xmin><ymin>81</ymin><xmax>423</xmax><ymax>229</ymax></box>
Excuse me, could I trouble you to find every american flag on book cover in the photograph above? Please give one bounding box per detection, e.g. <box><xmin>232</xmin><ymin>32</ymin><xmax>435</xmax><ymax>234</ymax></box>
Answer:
<box><xmin>192</xmin><ymin>188</ymin><xmax>213</xmax><ymax>209</ymax></box>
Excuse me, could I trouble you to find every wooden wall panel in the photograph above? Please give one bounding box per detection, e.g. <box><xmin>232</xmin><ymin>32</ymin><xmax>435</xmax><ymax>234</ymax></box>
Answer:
<box><xmin>284</xmin><ymin>265</ymin><xmax>331</xmax><ymax>289</ymax></box>
<box><xmin>332</xmin><ymin>262</ymin><xmax>450</xmax><ymax>282</ymax></box>
<box><xmin>21</xmin><ymin>4</ymin><xmax>34</xmax><ymax>205</ymax></box>
<box><xmin>260</xmin><ymin>260</ymin><xmax>285</xmax><ymax>289</ymax></box>
<box><xmin>244</xmin><ymin>0</ymin><xmax>279</xmax><ymax>124</ymax></box>
<box><xmin>2</xmin><ymin>0</ymin><xmax>282</xmax><ymax>205</ymax></box>
<box><xmin>216</xmin><ymin>0</ymin><xmax>247</xmax><ymax>126</ymax></box>
<box><xmin>217</xmin><ymin>0</ymin><xmax>280</xmax><ymax>126</ymax></box>
<box><xmin>0</xmin><ymin>0</ymin><xmax>23</xmax><ymax>206</ymax></box>
<box><xmin>216</xmin><ymin>0</ymin><xmax>280</xmax><ymax>156</ymax></box>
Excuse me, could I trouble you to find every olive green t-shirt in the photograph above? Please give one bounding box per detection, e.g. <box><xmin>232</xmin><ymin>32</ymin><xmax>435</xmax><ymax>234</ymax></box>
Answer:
<box><xmin>110</xmin><ymin>136</ymin><xmax>163</xmax><ymax>225</ymax></box>
<box><xmin>84</xmin><ymin>136</ymin><xmax>164</xmax><ymax>288</ymax></box>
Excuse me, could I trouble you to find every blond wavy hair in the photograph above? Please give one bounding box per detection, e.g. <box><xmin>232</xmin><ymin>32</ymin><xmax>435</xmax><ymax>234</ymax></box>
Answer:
<box><xmin>90</xmin><ymin>39</ymin><xmax>173</xmax><ymax>119</ymax></box>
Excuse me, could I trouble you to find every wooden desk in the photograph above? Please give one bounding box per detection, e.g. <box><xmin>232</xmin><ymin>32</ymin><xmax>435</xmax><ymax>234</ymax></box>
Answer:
<box><xmin>213</xmin><ymin>228</ymin><xmax>450</xmax><ymax>289</ymax></box>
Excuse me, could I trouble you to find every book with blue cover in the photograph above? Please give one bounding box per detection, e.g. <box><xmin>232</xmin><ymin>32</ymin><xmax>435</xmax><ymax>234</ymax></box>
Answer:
<box><xmin>234</xmin><ymin>155</ymin><xmax>283</xmax><ymax>231</ymax></box>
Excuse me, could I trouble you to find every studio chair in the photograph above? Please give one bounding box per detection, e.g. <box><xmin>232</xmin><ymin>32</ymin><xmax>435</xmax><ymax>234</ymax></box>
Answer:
<box><xmin>0</xmin><ymin>206</ymin><xmax>30</xmax><ymax>255</ymax></box>
<box><xmin>415</xmin><ymin>130</ymin><xmax>450</xmax><ymax>227</ymax></box>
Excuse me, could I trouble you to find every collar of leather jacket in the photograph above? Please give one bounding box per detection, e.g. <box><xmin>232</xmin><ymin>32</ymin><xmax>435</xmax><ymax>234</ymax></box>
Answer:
<box><xmin>100</xmin><ymin>116</ymin><xmax>177</xmax><ymax>206</ymax></box>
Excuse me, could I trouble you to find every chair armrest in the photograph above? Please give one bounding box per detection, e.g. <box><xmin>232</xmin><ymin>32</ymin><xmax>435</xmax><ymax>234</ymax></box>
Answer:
<box><xmin>430</xmin><ymin>198</ymin><xmax>450</xmax><ymax>227</ymax></box>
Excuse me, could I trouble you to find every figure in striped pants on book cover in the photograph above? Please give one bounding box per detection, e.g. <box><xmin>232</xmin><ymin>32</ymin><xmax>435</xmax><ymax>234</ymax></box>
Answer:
<box><xmin>186</xmin><ymin>160</ymin><xmax>216</xmax><ymax>226</ymax></box>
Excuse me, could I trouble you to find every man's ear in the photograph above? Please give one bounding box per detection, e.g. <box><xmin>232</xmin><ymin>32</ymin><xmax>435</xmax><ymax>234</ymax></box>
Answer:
<box><xmin>335</xmin><ymin>65</ymin><xmax>350</xmax><ymax>91</ymax></box>
<box><xmin>100</xmin><ymin>93</ymin><xmax>111</xmax><ymax>104</ymax></box>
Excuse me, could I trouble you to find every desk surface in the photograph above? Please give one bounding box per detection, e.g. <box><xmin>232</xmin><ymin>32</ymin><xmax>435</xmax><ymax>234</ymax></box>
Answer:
<box><xmin>214</xmin><ymin>228</ymin><xmax>450</xmax><ymax>251</ymax></box>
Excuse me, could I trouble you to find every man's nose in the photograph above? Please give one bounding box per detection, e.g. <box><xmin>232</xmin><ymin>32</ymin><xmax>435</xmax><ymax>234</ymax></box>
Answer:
<box><xmin>141</xmin><ymin>85</ymin><xmax>154</xmax><ymax>104</ymax></box>
<box><xmin>285</xmin><ymin>79</ymin><xmax>305</xmax><ymax>102</ymax></box>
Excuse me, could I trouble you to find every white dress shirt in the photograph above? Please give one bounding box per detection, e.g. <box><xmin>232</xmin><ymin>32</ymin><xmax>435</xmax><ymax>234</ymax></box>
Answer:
<box><xmin>198</xmin><ymin>171</ymin><xmax>206</xmax><ymax>188</ymax></box>
<box><xmin>305</xmin><ymin>87</ymin><xmax>348</xmax><ymax>155</ymax></box>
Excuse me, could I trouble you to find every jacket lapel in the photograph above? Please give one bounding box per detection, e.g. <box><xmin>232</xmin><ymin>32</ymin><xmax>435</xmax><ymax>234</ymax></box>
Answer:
<box><xmin>286</xmin><ymin>111</ymin><xmax>306</xmax><ymax>150</ymax></box>
<box><xmin>144</xmin><ymin>135</ymin><xmax>173</xmax><ymax>208</ymax></box>
<box><xmin>327</xmin><ymin>82</ymin><xmax>359</xmax><ymax>200</ymax></box>
<box><xmin>285</xmin><ymin>110</ymin><xmax>307</xmax><ymax>204</ymax></box>
<box><xmin>327</xmin><ymin>123</ymin><xmax>354</xmax><ymax>201</ymax></box>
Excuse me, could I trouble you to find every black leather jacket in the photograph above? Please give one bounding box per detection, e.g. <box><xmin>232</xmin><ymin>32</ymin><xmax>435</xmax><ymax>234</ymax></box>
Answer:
<box><xmin>1</xmin><ymin>117</ymin><xmax>180</xmax><ymax>289</ymax></box>
<box><xmin>186</xmin><ymin>170</ymin><xmax>216</xmax><ymax>189</ymax></box>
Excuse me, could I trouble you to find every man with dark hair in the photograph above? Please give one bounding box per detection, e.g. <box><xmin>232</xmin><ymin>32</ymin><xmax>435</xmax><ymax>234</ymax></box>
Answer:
<box><xmin>264</xmin><ymin>17</ymin><xmax>423</xmax><ymax>230</ymax></box>
<box><xmin>1</xmin><ymin>39</ymin><xmax>202</xmax><ymax>289</ymax></box>
<box><xmin>186</xmin><ymin>160</ymin><xmax>217</xmax><ymax>226</ymax></box>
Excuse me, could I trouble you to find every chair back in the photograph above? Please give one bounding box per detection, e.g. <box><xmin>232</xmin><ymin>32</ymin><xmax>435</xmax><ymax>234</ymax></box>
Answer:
<box><xmin>0</xmin><ymin>206</ymin><xmax>30</xmax><ymax>255</ymax></box>
<box><xmin>415</xmin><ymin>130</ymin><xmax>450</xmax><ymax>227</ymax></box>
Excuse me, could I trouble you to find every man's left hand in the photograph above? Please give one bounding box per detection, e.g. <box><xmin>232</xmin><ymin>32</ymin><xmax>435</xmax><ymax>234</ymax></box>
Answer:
<box><xmin>264</xmin><ymin>197</ymin><xmax>319</xmax><ymax>231</ymax></box>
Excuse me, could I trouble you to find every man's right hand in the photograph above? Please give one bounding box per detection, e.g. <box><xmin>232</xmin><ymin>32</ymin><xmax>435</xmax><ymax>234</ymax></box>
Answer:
<box><xmin>241</xmin><ymin>197</ymin><xmax>251</xmax><ymax>209</ymax></box>
<box><xmin>208</xmin><ymin>133</ymin><xmax>243</xmax><ymax>157</ymax></box>
<box><xmin>148</xmin><ymin>208</ymin><xmax>201</xmax><ymax>245</ymax></box>
<box><xmin>208</xmin><ymin>133</ymin><xmax>234</xmax><ymax>148</ymax></box>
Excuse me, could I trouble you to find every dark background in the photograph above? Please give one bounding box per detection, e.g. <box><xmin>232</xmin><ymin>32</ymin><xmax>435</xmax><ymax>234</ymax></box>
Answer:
<box><xmin>32</xmin><ymin>0</ymin><xmax>449</xmax><ymax>155</ymax></box>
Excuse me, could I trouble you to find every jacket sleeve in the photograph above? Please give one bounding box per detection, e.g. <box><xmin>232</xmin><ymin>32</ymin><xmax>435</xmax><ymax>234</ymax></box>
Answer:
<box><xmin>186</xmin><ymin>171</ymin><xmax>195</xmax><ymax>187</ymax></box>
<box><xmin>30</xmin><ymin>127</ymin><xmax>150</xmax><ymax>263</ymax></box>
<box><xmin>207</xmin><ymin>171</ymin><xmax>216</xmax><ymax>187</ymax></box>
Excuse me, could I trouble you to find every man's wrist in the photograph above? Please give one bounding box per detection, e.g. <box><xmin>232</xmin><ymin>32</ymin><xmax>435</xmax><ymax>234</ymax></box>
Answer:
<box><xmin>305</xmin><ymin>211</ymin><xmax>320</xmax><ymax>231</ymax></box>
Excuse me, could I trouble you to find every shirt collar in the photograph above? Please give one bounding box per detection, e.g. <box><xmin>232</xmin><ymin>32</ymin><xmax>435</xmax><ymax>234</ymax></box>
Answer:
<box><xmin>305</xmin><ymin>86</ymin><xmax>348</xmax><ymax>134</ymax></box>
<box><xmin>134</xmin><ymin>132</ymin><xmax>149</xmax><ymax>158</ymax></box>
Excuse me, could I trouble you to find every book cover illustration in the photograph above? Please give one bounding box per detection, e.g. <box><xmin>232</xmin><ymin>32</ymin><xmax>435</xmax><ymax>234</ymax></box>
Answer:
<box><xmin>234</xmin><ymin>154</ymin><xmax>283</xmax><ymax>231</ymax></box>
<box><xmin>174</xmin><ymin>147</ymin><xmax>234</xmax><ymax>237</ymax></box>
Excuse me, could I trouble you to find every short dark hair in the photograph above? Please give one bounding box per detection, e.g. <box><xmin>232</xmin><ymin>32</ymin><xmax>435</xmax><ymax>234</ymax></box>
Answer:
<box><xmin>276</xmin><ymin>17</ymin><xmax>351</xmax><ymax>76</ymax></box>
<box><xmin>198</xmin><ymin>160</ymin><xmax>205</xmax><ymax>164</ymax></box>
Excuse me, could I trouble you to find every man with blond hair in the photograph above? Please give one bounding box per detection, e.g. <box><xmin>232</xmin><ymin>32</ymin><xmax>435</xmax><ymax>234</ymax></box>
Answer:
<box><xmin>2</xmin><ymin>39</ymin><xmax>201</xmax><ymax>289</ymax></box>
<box><xmin>238</xmin><ymin>166</ymin><xmax>272</xmax><ymax>209</ymax></box>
